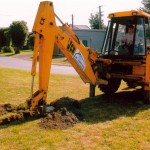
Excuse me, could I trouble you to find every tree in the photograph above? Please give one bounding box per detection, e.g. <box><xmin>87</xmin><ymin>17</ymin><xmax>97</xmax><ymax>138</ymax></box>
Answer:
<box><xmin>140</xmin><ymin>0</ymin><xmax>150</xmax><ymax>40</ymax></box>
<box><xmin>89</xmin><ymin>12</ymin><xmax>104</xmax><ymax>29</ymax></box>
<box><xmin>9</xmin><ymin>21</ymin><xmax>29</xmax><ymax>53</ymax></box>
<box><xmin>0</xmin><ymin>28</ymin><xmax>10</xmax><ymax>51</ymax></box>
<box><xmin>27</xmin><ymin>33</ymin><xmax>35</xmax><ymax>50</ymax></box>
<box><xmin>140</xmin><ymin>0</ymin><xmax>150</xmax><ymax>12</ymax></box>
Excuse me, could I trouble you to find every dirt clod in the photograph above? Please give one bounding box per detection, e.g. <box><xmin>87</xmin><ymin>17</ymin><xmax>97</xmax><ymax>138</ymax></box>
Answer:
<box><xmin>0</xmin><ymin>103</ymin><xmax>16</xmax><ymax>115</ymax></box>
<box><xmin>0</xmin><ymin>104</ymin><xmax>8</xmax><ymax>116</ymax></box>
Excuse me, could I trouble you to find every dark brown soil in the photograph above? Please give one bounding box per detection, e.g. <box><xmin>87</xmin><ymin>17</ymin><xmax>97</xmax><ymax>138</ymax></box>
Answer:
<box><xmin>0</xmin><ymin>104</ymin><xmax>8</xmax><ymax>116</ymax></box>
<box><xmin>0</xmin><ymin>103</ymin><xmax>36</xmax><ymax>125</ymax></box>
<box><xmin>0</xmin><ymin>97</ymin><xmax>82</xmax><ymax>129</ymax></box>
<box><xmin>39</xmin><ymin>107</ymin><xmax>79</xmax><ymax>129</ymax></box>
<box><xmin>38</xmin><ymin>97</ymin><xmax>82</xmax><ymax>129</ymax></box>
<box><xmin>0</xmin><ymin>103</ymin><xmax>16</xmax><ymax>116</ymax></box>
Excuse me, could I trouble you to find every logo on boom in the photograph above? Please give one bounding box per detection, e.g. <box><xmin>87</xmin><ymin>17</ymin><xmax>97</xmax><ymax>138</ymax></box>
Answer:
<box><xmin>67</xmin><ymin>39</ymin><xmax>75</xmax><ymax>54</ymax></box>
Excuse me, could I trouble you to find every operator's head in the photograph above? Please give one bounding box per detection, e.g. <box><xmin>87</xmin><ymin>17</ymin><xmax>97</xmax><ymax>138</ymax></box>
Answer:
<box><xmin>127</xmin><ymin>24</ymin><xmax>134</xmax><ymax>33</ymax></box>
<box><xmin>128</xmin><ymin>24</ymin><xmax>134</xmax><ymax>29</ymax></box>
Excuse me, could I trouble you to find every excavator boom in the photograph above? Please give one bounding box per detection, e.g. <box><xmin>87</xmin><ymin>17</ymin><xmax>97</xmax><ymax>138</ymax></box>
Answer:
<box><xmin>27</xmin><ymin>1</ymin><xmax>150</xmax><ymax>111</ymax></box>
<box><xmin>28</xmin><ymin>1</ymin><xmax>108</xmax><ymax>110</ymax></box>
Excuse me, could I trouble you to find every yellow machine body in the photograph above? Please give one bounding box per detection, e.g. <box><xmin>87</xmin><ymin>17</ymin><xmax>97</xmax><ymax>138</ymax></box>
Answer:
<box><xmin>29</xmin><ymin>1</ymin><xmax>150</xmax><ymax>110</ymax></box>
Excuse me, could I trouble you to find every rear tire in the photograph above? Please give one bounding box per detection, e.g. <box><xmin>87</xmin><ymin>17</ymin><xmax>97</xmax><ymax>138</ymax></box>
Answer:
<box><xmin>98</xmin><ymin>78</ymin><xmax>121</xmax><ymax>94</ymax></box>
<box><xmin>144</xmin><ymin>90</ymin><xmax>150</xmax><ymax>104</ymax></box>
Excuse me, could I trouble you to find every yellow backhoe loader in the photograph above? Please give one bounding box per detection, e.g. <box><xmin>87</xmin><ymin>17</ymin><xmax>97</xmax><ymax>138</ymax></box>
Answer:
<box><xmin>27</xmin><ymin>1</ymin><xmax>150</xmax><ymax>113</ymax></box>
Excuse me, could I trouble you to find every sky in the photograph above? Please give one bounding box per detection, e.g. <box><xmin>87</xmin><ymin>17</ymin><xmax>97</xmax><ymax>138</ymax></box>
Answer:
<box><xmin>0</xmin><ymin>0</ymin><xmax>143</xmax><ymax>31</ymax></box>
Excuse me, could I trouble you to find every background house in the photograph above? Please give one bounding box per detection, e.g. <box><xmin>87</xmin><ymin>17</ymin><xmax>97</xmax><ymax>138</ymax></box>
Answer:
<box><xmin>53</xmin><ymin>25</ymin><xmax>106</xmax><ymax>56</ymax></box>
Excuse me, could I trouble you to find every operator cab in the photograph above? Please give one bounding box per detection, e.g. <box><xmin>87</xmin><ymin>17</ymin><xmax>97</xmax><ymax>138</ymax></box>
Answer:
<box><xmin>102</xmin><ymin>10</ymin><xmax>150</xmax><ymax>59</ymax></box>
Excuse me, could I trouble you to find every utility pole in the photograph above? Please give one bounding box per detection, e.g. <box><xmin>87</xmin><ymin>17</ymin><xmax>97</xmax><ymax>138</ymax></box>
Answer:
<box><xmin>72</xmin><ymin>14</ymin><xmax>74</xmax><ymax>29</ymax></box>
<box><xmin>99</xmin><ymin>6</ymin><xmax>102</xmax><ymax>29</ymax></box>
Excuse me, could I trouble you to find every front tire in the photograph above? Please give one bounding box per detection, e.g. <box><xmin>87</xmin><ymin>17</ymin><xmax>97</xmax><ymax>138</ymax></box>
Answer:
<box><xmin>98</xmin><ymin>78</ymin><xmax>121</xmax><ymax>94</ymax></box>
<box><xmin>124</xmin><ymin>80</ymin><xmax>137</xmax><ymax>88</ymax></box>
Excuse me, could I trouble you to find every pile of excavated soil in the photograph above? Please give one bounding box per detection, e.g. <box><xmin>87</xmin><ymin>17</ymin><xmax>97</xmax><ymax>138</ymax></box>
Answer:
<box><xmin>50</xmin><ymin>97</ymin><xmax>81</xmax><ymax>112</ymax></box>
<box><xmin>38</xmin><ymin>97</ymin><xmax>82</xmax><ymax>129</ymax></box>
<box><xmin>0</xmin><ymin>97</ymin><xmax>82</xmax><ymax>129</ymax></box>
<box><xmin>39</xmin><ymin>107</ymin><xmax>79</xmax><ymax>130</ymax></box>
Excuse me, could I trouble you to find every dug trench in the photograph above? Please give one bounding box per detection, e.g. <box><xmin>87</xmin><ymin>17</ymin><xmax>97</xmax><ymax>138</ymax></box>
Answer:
<box><xmin>0</xmin><ymin>97</ymin><xmax>82</xmax><ymax>130</ymax></box>
<box><xmin>0</xmin><ymin>89</ymin><xmax>149</xmax><ymax>129</ymax></box>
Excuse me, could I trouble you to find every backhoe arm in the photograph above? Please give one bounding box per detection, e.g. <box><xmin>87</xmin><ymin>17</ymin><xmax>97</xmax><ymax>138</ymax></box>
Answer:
<box><xmin>28</xmin><ymin>1</ymin><xmax>108</xmax><ymax>111</ymax></box>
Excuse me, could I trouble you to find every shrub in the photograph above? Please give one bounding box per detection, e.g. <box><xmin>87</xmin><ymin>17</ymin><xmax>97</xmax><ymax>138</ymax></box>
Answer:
<box><xmin>14</xmin><ymin>47</ymin><xmax>20</xmax><ymax>54</ymax></box>
<box><xmin>2</xmin><ymin>46</ymin><xmax>14</xmax><ymax>53</ymax></box>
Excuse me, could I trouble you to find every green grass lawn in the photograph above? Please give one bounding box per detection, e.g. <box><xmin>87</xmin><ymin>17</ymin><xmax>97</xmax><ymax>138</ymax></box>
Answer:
<box><xmin>0</xmin><ymin>68</ymin><xmax>150</xmax><ymax>150</ymax></box>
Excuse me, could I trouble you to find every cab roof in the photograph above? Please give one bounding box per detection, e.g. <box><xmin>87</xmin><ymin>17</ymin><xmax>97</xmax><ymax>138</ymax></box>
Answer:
<box><xmin>108</xmin><ymin>10</ymin><xmax>150</xmax><ymax>19</ymax></box>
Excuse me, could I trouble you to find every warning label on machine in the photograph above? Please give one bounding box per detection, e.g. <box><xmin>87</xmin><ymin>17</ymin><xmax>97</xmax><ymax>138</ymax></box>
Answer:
<box><xmin>73</xmin><ymin>50</ymin><xmax>86</xmax><ymax>70</ymax></box>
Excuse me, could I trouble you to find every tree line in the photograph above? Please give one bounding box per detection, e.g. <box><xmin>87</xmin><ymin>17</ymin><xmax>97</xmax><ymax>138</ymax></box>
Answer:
<box><xmin>0</xmin><ymin>21</ymin><xmax>34</xmax><ymax>54</ymax></box>
<box><xmin>88</xmin><ymin>0</ymin><xmax>149</xmax><ymax>29</ymax></box>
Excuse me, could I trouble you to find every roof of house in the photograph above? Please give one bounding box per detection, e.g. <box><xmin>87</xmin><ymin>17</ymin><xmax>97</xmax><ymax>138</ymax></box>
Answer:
<box><xmin>69</xmin><ymin>24</ymin><xmax>90</xmax><ymax>29</ymax></box>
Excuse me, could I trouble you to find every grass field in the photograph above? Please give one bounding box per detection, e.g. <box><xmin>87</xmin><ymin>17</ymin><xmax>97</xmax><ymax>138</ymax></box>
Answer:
<box><xmin>0</xmin><ymin>68</ymin><xmax>150</xmax><ymax>150</ymax></box>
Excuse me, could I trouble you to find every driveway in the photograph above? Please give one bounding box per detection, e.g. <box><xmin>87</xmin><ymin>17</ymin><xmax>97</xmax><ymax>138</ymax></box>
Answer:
<box><xmin>0</xmin><ymin>56</ymin><xmax>78</xmax><ymax>75</ymax></box>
